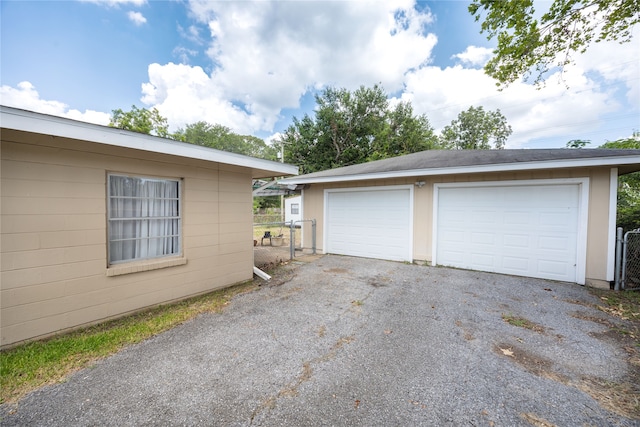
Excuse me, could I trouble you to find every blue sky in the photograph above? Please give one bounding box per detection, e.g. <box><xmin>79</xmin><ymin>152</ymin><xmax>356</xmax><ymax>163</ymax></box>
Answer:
<box><xmin>1</xmin><ymin>0</ymin><xmax>638</xmax><ymax>149</ymax></box>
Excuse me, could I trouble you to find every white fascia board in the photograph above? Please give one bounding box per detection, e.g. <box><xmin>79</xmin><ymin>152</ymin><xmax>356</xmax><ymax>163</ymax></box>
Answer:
<box><xmin>1</xmin><ymin>106</ymin><xmax>298</xmax><ymax>177</ymax></box>
<box><xmin>280</xmin><ymin>156</ymin><xmax>640</xmax><ymax>185</ymax></box>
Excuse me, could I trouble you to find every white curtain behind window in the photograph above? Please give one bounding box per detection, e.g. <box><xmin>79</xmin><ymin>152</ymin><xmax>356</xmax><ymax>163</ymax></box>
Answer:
<box><xmin>109</xmin><ymin>175</ymin><xmax>179</xmax><ymax>264</ymax></box>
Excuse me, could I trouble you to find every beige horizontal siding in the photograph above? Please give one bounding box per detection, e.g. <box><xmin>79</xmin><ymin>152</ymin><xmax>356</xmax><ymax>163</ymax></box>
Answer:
<box><xmin>1</xmin><ymin>129</ymin><xmax>254</xmax><ymax>348</ymax></box>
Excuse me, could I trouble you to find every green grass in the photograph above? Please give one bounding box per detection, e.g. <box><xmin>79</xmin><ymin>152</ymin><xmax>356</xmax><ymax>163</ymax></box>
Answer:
<box><xmin>0</xmin><ymin>281</ymin><xmax>257</xmax><ymax>404</ymax></box>
<box><xmin>590</xmin><ymin>288</ymin><xmax>640</xmax><ymax>322</ymax></box>
<box><xmin>590</xmin><ymin>288</ymin><xmax>640</xmax><ymax>346</ymax></box>
<box><xmin>253</xmin><ymin>225</ymin><xmax>301</xmax><ymax>244</ymax></box>
<box><xmin>501</xmin><ymin>313</ymin><xmax>546</xmax><ymax>333</ymax></box>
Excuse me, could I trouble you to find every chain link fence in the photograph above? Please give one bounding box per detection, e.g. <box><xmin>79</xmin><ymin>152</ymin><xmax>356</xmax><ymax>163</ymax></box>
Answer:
<box><xmin>253</xmin><ymin>222</ymin><xmax>293</xmax><ymax>269</ymax></box>
<box><xmin>252</xmin><ymin>219</ymin><xmax>316</xmax><ymax>270</ymax></box>
<box><xmin>621</xmin><ymin>229</ymin><xmax>640</xmax><ymax>290</ymax></box>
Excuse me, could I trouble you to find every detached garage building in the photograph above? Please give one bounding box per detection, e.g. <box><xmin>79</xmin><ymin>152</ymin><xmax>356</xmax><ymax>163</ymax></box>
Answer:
<box><xmin>280</xmin><ymin>149</ymin><xmax>640</xmax><ymax>287</ymax></box>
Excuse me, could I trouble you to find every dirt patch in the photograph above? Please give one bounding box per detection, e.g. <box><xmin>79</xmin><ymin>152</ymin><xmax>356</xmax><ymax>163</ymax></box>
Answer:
<box><xmin>494</xmin><ymin>343</ymin><xmax>569</xmax><ymax>384</ymax></box>
<box><xmin>317</xmin><ymin>325</ymin><xmax>326</xmax><ymax>338</ymax></box>
<box><xmin>576</xmin><ymin>375</ymin><xmax>640</xmax><ymax>419</ymax></box>
<box><xmin>563</xmin><ymin>298</ymin><xmax>594</xmax><ymax>308</ymax></box>
<box><xmin>250</xmin><ymin>334</ymin><xmax>356</xmax><ymax>423</ymax></box>
<box><xmin>454</xmin><ymin>320</ymin><xmax>476</xmax><ymax>341</ymax></box>
<box><xmin>570</xmin><ymin>310</ymin><xmax>612</xmax><ymax>326</ymax></box>
<box><xmin>495</xmin><ymin>342</ymin><xmax>640</xmax><ymax>419</ymax></box>
<box><xmin>368</xmin><ymin>275</ymin><xmax>391</xmax><ymax>288</ymax></box>
<box><xmin>323</xmin><ymin>268</ymin><xmax>350</xmax><ymax>274</ymax></box>
<box><xmin>255</xmin><ymin>263</ymin><xmax>298</xmax><ymax>287</ymax></box>
<box><xmin>519</xmin><ymin>412</ymin><xmax>557</xmax><ymax>427</ymax></box>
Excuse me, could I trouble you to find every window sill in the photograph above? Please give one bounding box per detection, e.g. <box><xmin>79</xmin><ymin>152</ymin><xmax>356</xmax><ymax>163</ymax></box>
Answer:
<box><xmin>106</xmin><ymin>257</ymin><xmax>187</xmax><ymax>277</ymax></box>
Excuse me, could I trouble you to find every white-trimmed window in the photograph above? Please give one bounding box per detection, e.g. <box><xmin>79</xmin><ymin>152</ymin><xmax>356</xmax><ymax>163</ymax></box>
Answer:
<box><xmin>108</xmin><ymin>174</ymin><xmax>181</xmax><ymax>264</ymax></box>
<box><xmin>291</xmin><ymin>203</ymin><xmax>300</xmax><ymax>215</ymax></box>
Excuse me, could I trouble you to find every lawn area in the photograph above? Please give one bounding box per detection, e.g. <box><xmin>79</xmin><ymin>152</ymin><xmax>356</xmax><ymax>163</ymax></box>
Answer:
<box><xmin>0</xmin><ymin>282</ymin><xmax>257</xmax><ymax>404</ymax></box>
<box><xmin>253</xmin><ymin>224</ymin><xmax>301</xmax><ymax>246</ymax></box>
<box><xmin>590</xmin><ymin>288</ymin><xmax>640</xmax><ymax>339</ymax></box>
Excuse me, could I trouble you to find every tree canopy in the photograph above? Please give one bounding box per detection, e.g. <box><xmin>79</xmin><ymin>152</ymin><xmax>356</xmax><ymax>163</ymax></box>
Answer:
<box><xmin>109</xmin><ymin>105</ymin><xmax>170</xmax><ymax>138</ymax></box>
<box><xmin>565</xmin><ymin>139</ymin><xmax>591</xmax><ymax>148</ymax></box>
<box><xmin>600</xmin><ymin>133</ymin><xmax>640</xmax><ymax>231</ymax></box>
<box><xmin>108</xmin><ymin>106</ymin><xmax>277</xmax><ymax>161</ymax></box>
<box><xmin>469</xmin><ymin>0</ymin><xmax>640</xmax><ymax>87</ymax></box>
<box><xmin>279</xmin><ymin>85</ymin><xmax>439</xmax><ymax>173</ymax></box>
<box><xmin>173</xmin><ymin>121</ymin><xmax>278</xmax><ymax>160</ymax></box>
<box><xmin>440</xmin><ymin>106</ymin><xmax>512</xmax><ymax>150</ymax></box>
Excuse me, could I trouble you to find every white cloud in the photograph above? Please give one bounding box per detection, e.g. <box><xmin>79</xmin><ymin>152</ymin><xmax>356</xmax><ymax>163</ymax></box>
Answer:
<box><xmin>172</xmin><ymin>46</ymin><xmax>198</xmax><ymax>64</ymax></box>
<box><xmin>572</xmin><ymin>25</ymin><xmax>640</xmax><ymax>106</ymax></box>
<box><xmin>451</xmin><ymin>46</ymin><xmax>493</xmax><ymax>67</ymax></box>
<box><xmin>393</xmin><ymin>17</ymin><xmax>639</xmax><ymax>148</ymax></box>
<box><xmin>141</xmin><ymin>0</ymin><xmax>437</xmax><ymax>134</ymax></box>
<box><xmin>141</xmin><ymin>62</ymin><xmax>264</xmax><ymax>133</ymax></box>
<box><xmin>0</xmin><ymin>82</ymin><xmax>111</xmax><ymax>125</ymax></box>
<box><xmin>140</xmin><ymin>0</ymin><xmax>636</xmax><ymax>144</ymax></box>
<box><xmin>399</xmin><ymin>62</ymin><xmax>620</xmax><ymax>148</ymax></box>
<box><xmin>4</xmin><ymin>1</ymin><xmax>636</xmax><ymax>148</ymax></box>
<box><xmin>127</xmin><ymin>11</ymin><xmax>147</xmax><ymax>26</ymax></box>
<box><xmin>177</xmin><ymin>24</ymin><xmax>205</xmax><ymax>45</ymax></box>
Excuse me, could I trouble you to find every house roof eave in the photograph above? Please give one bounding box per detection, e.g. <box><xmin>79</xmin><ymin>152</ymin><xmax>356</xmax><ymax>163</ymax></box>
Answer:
<box><xmin>1</xmin><ymin>105</ymin><xmax>298</xmax><ymax>178</ymax></box>
<box><xmin>280</xmin><ymin>155</ymin><xmax>640</xmax><ymax>185</ymax></box>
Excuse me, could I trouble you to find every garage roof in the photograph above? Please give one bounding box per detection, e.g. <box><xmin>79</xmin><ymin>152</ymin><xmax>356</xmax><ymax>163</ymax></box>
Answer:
<box><xmin>1</xmin><ymin>106</ymin><xmax>298</xmax><ymax>179</ymax></box>
<box><xmin>280</xmin><ymin>148</ymin><xmax>640</xmax><ymax>184</ymax></box>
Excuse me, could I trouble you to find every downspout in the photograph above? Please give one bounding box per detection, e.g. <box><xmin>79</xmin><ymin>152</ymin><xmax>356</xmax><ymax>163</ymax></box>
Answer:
<box><xmin>615</xmin><ymin>227</ymin><xmax>623</xmax><ymax>291</ymax></box>
<box><xmin>253</xmin><ymin>266</ymin><xmax>271</xmax><ymax>281</ymax></box>
<box><xmin>252</xmin><ymin>179</ymin><xmax>275</xmax><ymax>281</ymax></box>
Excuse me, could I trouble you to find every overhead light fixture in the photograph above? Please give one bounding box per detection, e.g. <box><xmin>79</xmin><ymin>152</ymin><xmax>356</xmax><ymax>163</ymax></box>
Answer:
<box><xmin>415</xmin><ymin>181</ymin><xmax>426</xmax><ymax>188</ymax></box>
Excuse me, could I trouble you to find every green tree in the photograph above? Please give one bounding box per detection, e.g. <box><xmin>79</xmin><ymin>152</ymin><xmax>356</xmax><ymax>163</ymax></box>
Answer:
<box><xmin>174</xmin><ymin>121</ymin><xmax>278</xmax><ymax>160</ymax></box>
<box><xmin>566</xmin><ymin>139</ymin><xmax>591</xmax><ymax>148</ymax></box>
<box><xmin>440</xmin><ymin>106</ymin><xmax>512</xmax><ymax>150</ymax></box>
<box><xmin>370</xmin><ymin>102</ymin><xmax>439</xmax><ymax>161</ymax></box>
<box><xmin>109</xmin><ymin>105</ymin><xmax>170</xmax><ymax>138</ymax></box>
<box><xmin>600</xmin><ymin>133</ymin><xmax>640</xmax><ymax>231</ymax></box>
<box><xmin>469</xmin><ymin>0</ymin><xmax>640</xmax><ymax>87</ymax></box>
<box><xmin>280</xmin><ymin>84</ymin><xmax>438</xmax><ymax>173</ymax></box>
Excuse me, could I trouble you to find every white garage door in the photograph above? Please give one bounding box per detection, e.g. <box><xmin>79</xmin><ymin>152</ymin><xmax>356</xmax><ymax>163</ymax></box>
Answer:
<box><xmin>435</xmin><ymin>183</ymin><xmax>582</xmax><ymax>282</ymax></box>
<box><xmin>325</xmin><ymin>187</ymin><xmax>412</xmax><ymax>262</ymax></box>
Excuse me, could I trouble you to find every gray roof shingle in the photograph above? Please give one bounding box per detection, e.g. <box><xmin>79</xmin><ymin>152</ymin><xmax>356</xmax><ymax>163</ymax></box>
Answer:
<box><xmin>281</xmin><ymin>149</ymin><xmax>640</xmax><ymax>183</ymax></box>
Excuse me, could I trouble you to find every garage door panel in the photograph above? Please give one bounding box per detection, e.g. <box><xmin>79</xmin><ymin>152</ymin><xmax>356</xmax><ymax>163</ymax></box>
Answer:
<box><xmin>504</xmin><ymin>233</ymin><xmax>529</xmax><ymax>248</ymax></box>
<box><xmin>441</xmin><ymin>229</ymin><xmax>466</xmax><ymax>243</ymax></box>
<box><xmin>326</xmin><ymin>188</ymin><xmax>412</xmax><ymax>262</ymax></box>
<box><xmin>539</xmin><ymin>235</ymin><xmax>571</xmax><ymax>251</ymax></box>
<box><xmin>538</xmin><ymin>259</ymin><xmax>570</xmax><ymax>278</ymax></box>
<box><xmin>539</xmin><ymin>211</ymin><xmax>576</xmax><ymax>228</ymax></box>
<box><xmin>502</xmin><ymin>256</ymin><xmax>529</xmax><ymax>273</ymax></box>
<box><xmin>441</xmin><ymin>249</ymin><xmax>465</xmax><ymax>263</ymax></box>
<box><xmin>472</xmin><ymin>210</ymin><xmax>498</xmax><ymax>225</ymax></box>
<box><xmin>504</xmin><ymin>211</ymin><xmax>530</xmax><ymax>225</ymax></box>
<box><xmin>471</xmin><ymin>232</ymin><xmax>495</xmax><ymax>245</ymax></box>
<box><xmin>436</xmin><ymin>184</ymin><xmax>580</xmax><ymax>282</ymax></box>
<box><xmin>471</xmin><ymin>253</ymin><xmax>495</xmax><ymax>268</ymax></box>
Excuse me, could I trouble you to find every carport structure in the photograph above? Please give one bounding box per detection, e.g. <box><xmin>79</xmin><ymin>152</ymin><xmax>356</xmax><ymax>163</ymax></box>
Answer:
<box><xmin>280</xmin><ymin>149</ymin><xmax>640</xmax><ymax>287</ymax></box>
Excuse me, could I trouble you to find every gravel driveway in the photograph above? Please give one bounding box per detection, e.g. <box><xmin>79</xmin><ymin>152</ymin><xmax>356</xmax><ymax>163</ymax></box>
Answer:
<box><xmin>1</xmin><ymin>255</ymin><xmax>637</xmax><ymax>426</ymax></box>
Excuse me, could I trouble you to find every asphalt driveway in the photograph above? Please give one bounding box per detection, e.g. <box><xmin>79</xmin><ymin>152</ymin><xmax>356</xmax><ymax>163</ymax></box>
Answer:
<box><xmin>1</xmin><ymin>255</ymin><xmax>637</xmax><ymax>426</ymax></box>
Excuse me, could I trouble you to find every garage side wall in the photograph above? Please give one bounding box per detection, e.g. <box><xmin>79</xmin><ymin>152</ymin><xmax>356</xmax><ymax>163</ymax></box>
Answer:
<box><xmin>1</xmin><ymin>129</ymin><xmax>253</xmax><ymax>348</ymax></box>
<box><xmin>301</xmin><ymin>167</ymin><xmax>614</xmax><ymax>285</ymax></box>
